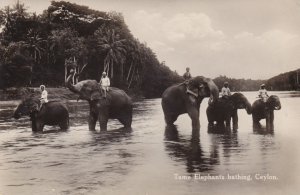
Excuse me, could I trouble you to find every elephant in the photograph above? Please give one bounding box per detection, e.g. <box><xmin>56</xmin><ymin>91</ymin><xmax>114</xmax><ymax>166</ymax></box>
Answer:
<box><xmin>13</xmin><ymin>97</ymin><xmax>69</xmax><ymax>132</ymax></box>
<box><xmin>65</xmin><ymin>72</ymin><xmax>132</xmax><ymax>131</ymax></box>
<box><xmin>161</xmin><ymin>76</ymin><xmax>219</xmax><ymax>136</ymax></box>
<box><xmin>251</xmin><ymin>95</ymin><xmax>281</xmax><ymax>130</ymax></box>
<box><xmin>206</xmin><ymin>93</ymin><xmax>252</xmax><ymax>130</ymax></box>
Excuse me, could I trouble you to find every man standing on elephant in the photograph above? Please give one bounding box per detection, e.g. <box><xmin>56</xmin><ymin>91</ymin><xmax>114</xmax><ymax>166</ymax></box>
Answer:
<box><xmin>258</xmin><ymin>84</ymin><xmax>269</xmax><ymax>102</ymax></box>
<box><xmin>221</xmin><ymin>82</ymin><xmax>231</xmax><ymax>99</ymax></box>
<box><xmin>100</xmin><ymin>72</ymin><xmax>110</xmax><ymax>98</ymax></box>
<box><xmin>183</xmin><ymin>67</ymin><xmax>192</xmax><ymax>80</ymax></box>
<box><xmin>39</xmin><ymin>85</ymin><xmax>48</xmax><ymax>110</ymax></box>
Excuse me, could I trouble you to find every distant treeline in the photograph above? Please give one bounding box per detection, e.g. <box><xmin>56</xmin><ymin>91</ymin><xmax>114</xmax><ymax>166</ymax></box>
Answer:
<box><xmin>266</xmin><ymin>69</ymin><xmax>300</xmax><ymax>91</ymax></box>
<box><xmin>213</xmin><ymin>69</ymin><xmax>300</xmax><ymax>91</ymax></box>
<box><xmin>0</xmin><ymin>1</ymin><xmax>182</xmax><ymax>98</ymax></box>
<box><xmin>213</xmin><ymin>75</ymin><xmax>265</xmax><ymax>91</ymax></box>
<box><xmin>0</xmin><ymin>1</ymin><xmax>298</xmax><ymax>98</ymax></box>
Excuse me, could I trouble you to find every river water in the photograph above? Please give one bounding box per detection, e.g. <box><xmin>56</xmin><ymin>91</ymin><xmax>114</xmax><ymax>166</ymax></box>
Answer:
<box><xmin>0</xmin><ymin>91</ymin><xmax>299</xmax><ymax>195</ymax></box>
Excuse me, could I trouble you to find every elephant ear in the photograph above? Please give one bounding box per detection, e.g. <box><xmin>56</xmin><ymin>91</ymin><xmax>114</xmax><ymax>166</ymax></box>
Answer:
<box><xmin>90</xmin><ymin>91</ymin><xmax>102</xmax><ymax>100</ymax></box>
<box><xmin>30</xmin><ymin>103</ymin><xmax>39</xmax><ymax>112</ymax></box>
<box><xmin>185</xmin><ymin>80</ymin><xmax>200</xmax><ymax>98</ymax></box>
<box><xmin>24</xmin><ymin>98</ymin><xmax>39</xmax><ymax>113</ymax></box>
<box><xmin>77</xmin><ymin>80</ymin><xmax>103</xmax><ymax>101</ymax></box>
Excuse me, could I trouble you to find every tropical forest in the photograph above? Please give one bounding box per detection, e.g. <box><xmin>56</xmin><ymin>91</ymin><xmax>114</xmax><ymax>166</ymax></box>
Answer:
<box><xmin>0</xmin><ymin>1</ymin><xmax>299</xmax><ymax>99</ymax></box>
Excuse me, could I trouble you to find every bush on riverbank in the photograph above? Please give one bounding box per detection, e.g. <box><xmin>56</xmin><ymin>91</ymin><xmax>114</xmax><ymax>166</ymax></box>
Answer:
<box><xmin>0</xmin><ymin>87</ymin><xmax>75</xmax><ymax>101</ymax></box>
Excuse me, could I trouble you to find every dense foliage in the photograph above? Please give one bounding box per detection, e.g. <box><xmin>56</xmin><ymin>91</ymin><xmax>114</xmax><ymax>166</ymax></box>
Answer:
<box><xmin>0</xmin><ymin>1</ymin><xmax>298</xmax><ymax>97</ymax></box>
<box><xmin>266</xmin><ymin>69</ymin><xmax>300</xmax><ymax>91</ymax></box>
<box><xmin>213</xmin><ymin>76</ymin><xmax>265</xmax><ymax>92</ymax></box>
<box><xmin>0</xmin><ymin>1</ymin><xmax>182</xmax><ymax>97</ymax></box>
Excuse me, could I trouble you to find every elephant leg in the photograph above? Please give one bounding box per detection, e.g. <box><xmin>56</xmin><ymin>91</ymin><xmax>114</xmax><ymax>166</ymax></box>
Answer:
<box><xmin>31</xmin><ymin>121</ymin><xmax>37</xmax><ymax>132</ymax></box>
<box><xmin>225</xmin><ymin>116</ymin><xmax>231</xmax><ymax>129</ymax></box>
<box><xmin>206</xmin><ymin>107</ymin><xmax>215</xmax><ymax>127</ymax></box>
<box><xmin>118</xmin><ymin>116</ymin><xmax>132</xmax><ymax>128</ymax></box>
<box><xmin>232</xmin><ymin>110</ymin><xmax>238</xmax><ymax>130</ymax></box>
<box><xmin>35</xmin><ymin>121</ymin><xmax>44</xmax><ymax>132</ymax></box>
<box><xmin>187</xmin><ymin>107</ymin><xmax>200</xmax><ymax>138</ymax></box>
<box><xmin>266</xmin><ymin>111</ymin><xmax>274</xmax><ymax>130</ymax></box>
<box><xmin>99</xmin><ymin>112</ymin><xmax>108</xmax><ymax>131</ymax></box>
<box><xmin>252</xmin><ymin>115</ymin><xmax>261</xmax><ymax>129</ymax></box>
<box><xmin>118</xmin><ymin>108</ymin><xmax>132</xmax><ymax>128</ymax></box>
<box><xmin>88</xmin><ymin>112</ymin><xmax>98</xmax><ymax>131</ymax></box>
<box><xmin>164</xmin><ymin>113</ymin><xmax>179</xmax><ymax>126</ymax></box>
<box><xmin>59</xmin><ymin>118</ymin><xmax>69</xmax><ymax>130</ymax></box>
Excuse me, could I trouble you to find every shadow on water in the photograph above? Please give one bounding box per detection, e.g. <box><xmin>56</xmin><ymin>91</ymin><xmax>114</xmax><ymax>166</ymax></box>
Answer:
<box><xmin>253</xmin><ymin>126</ymin><xmax>275</xmax><ymax>135</ymax></box>
<box><xmin>206</xmin><ymin>124</ymin><xmax>241</xmax><ymax>162</ymax></box>
<box><xmin>88</xmin><ymin>127</ymin><xmax>133</xmax><ymax>145</ymax></box>
<box><xmin>207</xmin><ymin>123</ymin><xmax>233</xmax><ymax>134</ymax></box>
<box><xmin>164</xmin><ymin>124</ymin><xmax>219</xmax><ymax>173</ymax></box>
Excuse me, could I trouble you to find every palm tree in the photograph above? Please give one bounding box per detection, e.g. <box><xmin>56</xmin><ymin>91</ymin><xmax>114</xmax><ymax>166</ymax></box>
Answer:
<box><xmin>96</xmin><ymin>28</ymin><xmax>127</xmax><ymax>81</ymax></box>
<box><xmin>126</xmin><ymin>39</ymin><xmax>143</xmax><ymax>88</ymax></box>
<box><xmin>26</xmin><ymin>29</ymin><xmax>46</xmax><ymax>63</ymax></box>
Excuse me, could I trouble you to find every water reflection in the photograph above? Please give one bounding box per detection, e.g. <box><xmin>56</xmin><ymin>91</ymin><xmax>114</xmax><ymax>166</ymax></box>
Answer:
<box><xmin>89</xmin><ymin>127</ymin><xmax>133</xmax><ymax>145</ymax></box>
<box><xmin>0</xmin><ymin>91</ymin><xmax>299</xmax><ymax>194</ymax></box>
<box><xmin>164</xmin><ymin>125</ymin><xmax>219</xmax><ymax>173</ymax></box>
<box><xmin>207</xmin><ymin>123</ymin><xmax>232</xmax><ymax>134</ymax></box>
<box><xmin>253</xmin><ymin>126</ymin><xmax>274</xmax><ymax>135</ymax></box>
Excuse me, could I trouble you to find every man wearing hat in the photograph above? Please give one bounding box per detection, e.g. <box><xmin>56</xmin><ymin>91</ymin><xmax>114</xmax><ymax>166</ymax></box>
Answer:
<box><xmin>221</xmin><ymin>81</ymin><xmax>231</xmax><ymax>99</ymax></box>
<box><xmin>39</xmin><ymin>85</ymin><xmax>48</xmax><ymax>110</ymax></box>
<box><xmin>258</xmin><ymin>84</ymin><xmax>269</xmax><ymax>102</ymax></box>
<box><xmin>100</xmin><ymin>72</ymin><xmax>110</xmax><ymax>98</ymax></box>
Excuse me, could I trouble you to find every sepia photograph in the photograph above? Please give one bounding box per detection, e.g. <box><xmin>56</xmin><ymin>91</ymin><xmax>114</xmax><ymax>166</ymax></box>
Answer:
<box><xmin>0</xmin><ymin>0</ymin><xmax>300</xmax><ymax>194</ymax></box>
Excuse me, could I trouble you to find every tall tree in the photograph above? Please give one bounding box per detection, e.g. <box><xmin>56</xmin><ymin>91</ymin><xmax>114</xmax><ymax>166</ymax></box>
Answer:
<box><xmin>95</xmin><ymin>27</ymin><xmax>127</xmax><ymax>82</ymax></box>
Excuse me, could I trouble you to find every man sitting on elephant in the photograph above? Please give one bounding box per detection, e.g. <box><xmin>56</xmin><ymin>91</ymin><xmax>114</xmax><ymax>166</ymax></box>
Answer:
<box><xmin>183</xmin><ymin>67</ymin><xmax>192</xmax><ymax>80</ymax></box>
<box><xmin>161</xmin><ymin>76</ymin><xmax>219</xmax><ymax>137</ymax></box>
<box><xmin>221</xmin><ymin>82</ymin><xmax>231</xmax><ymax>99</ymax></box>
<box><xmin>100</xmin><ymin>72</ymin><xmax>110</xmax><ymax>98</ymax></box>
<box><xmin>206</xmin><ymin>92</ymin><xmax>252</xmax><ymax>131</ymax></box>
<box><xmin>39</xmin><ymin>85</ymin><xmax>48</xmax><ymax>110</ymax></box>
<box><xmin>258</xmin><ymin>84</ymin><xmax>269</xmax><ymax>102</ymax></box>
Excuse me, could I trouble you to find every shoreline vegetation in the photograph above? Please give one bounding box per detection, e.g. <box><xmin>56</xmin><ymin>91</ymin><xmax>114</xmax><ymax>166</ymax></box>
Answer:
<box><xmin>0</xmin><ymin>1</ymin><xmax>299</xmax><ymax>101</ymax></box>
<box><xmin>0</xmin><ymin>87</ymin><xmax>145</xmax><ymax>101</ymax></box>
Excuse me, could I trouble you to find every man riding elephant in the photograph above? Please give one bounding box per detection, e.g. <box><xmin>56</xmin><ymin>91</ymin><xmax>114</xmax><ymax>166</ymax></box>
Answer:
<box><xmin>13</xmin><ymin>96</ymin><xmax>69</xmax><ymax>132</ymax></box>
<box><xmin>161</xmin><ymin>76</ymin><xmax>219</xmax><ymax>137</ymax></box>
<box><xmin>252</xmin><ymin>95</ymin><xmax>281</xmax><ymax>130</ymax></box>
<box><xmin>206</xmin><ymin>92</ymin><xmax>252</xmax><ymax>131</ymax></box>
<box><xmin>65</xmin><ymin>71</ymin><xmax>132</xmax><ymax>131</ymax></box>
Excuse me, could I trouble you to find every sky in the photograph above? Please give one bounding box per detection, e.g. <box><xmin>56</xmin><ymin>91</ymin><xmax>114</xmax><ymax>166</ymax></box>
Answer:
<box><xmin>2</xmin><ymin>0</ymin><xmax>300</xmax><ymax>79</ymax></box>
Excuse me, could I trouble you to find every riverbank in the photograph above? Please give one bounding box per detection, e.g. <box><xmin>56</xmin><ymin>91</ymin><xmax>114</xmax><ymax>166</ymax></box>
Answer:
<box><xmin>0</xmin><ymin>87</ymin><xmax>144</xmax><ymax>101</ymax></box>
<box><xmin>0</xmin><ymin>87</ymin><xmax>75</xmax><ymax>101</ymax></box>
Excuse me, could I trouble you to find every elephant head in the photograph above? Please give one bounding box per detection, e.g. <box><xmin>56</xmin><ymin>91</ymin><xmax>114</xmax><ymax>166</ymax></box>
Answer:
<box><xmin>186</xmin><ymin>76</ymin><xmax>219</xmax><ymax>103</ymax></box>
<box><xmin>266</xmin><ymin>95</ymin><xmax>281</xmax><ymax>110</ymax></box>
<box><xmin>65</xmin><ymin>72</ymin><xmax>102</xmax><ymax>102</ymax></box>
<box><xmin>231</xmin><ymin>93</ymin><xmax>252</xmax><ymax>114</ymax></box>
<box><xmin>13</xmin><ymin>97</ymin><xmax>39</xmax><ymax>119</ymax></box>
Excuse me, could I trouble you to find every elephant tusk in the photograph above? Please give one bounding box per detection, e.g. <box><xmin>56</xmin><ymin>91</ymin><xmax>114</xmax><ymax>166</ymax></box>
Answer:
<box><xmin>208</xmin><ymin>95</ymin><xmax>214</xmax><ymax>105</ymax></box>
<box><xmin>186</xmin><ymin>89</ymin><xmax>198</xmax><ymax>98</ymax></box>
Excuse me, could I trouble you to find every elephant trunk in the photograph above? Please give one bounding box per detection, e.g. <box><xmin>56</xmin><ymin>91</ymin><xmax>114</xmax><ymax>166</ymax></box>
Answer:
<box><xmin>245</xmin><ymin>102</ymin><xmax>252</xmax><ymax>114</ymax></box>
<box><xmin>206</xmin><ymin>79</ymin><xmax>219</xmax><ymax>103</ymax></box>
<box><xmin>13</xmin><ymin>106</ymin><xmax>21</xmax><ymax>119</ymax></box>
<box><xmin>274</xmin><ymin>103</ymin><xmax>281</xmax><ymax>110</ymax></box>
<box><xmin>65</xmin><ymin>72</ymin><xmax>80</xmax><ymax>94</ymax></box>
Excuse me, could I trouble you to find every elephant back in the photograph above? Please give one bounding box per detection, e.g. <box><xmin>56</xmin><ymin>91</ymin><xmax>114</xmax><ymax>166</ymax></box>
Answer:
<box><xmin>106</xmin><ymin>87</ymin><xmax>132</xmax><ymax>107</ymax></box>
<box><xmin>39</xmin><ymin>101</ymin><xmax>69</xmax><ymax>123</ymax></box>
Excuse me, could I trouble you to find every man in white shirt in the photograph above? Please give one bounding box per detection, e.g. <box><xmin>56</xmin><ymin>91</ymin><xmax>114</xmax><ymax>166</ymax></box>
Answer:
<box><xmin>40</xmin><ymin>85</ymin><xmax>48</xmax><ymax>110</ymax></box>
<box><xmin>221</xmin><ymin>82</ymin><xmax>231</xmax><ymax>98</ymax></box>
<box><xmin>183</xmin><ymin>67</ymin><xmax>192</xmax><ymax>80</ymax></box>
<box><xmin>258</xmin><ymin>84</ymin><xmax>269</xmax><ymax>102</ymax></box>
<box><xmin>100</xmin><ymin>72</ymin><xmax>110</xmax><ymax>98</ymax></box>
